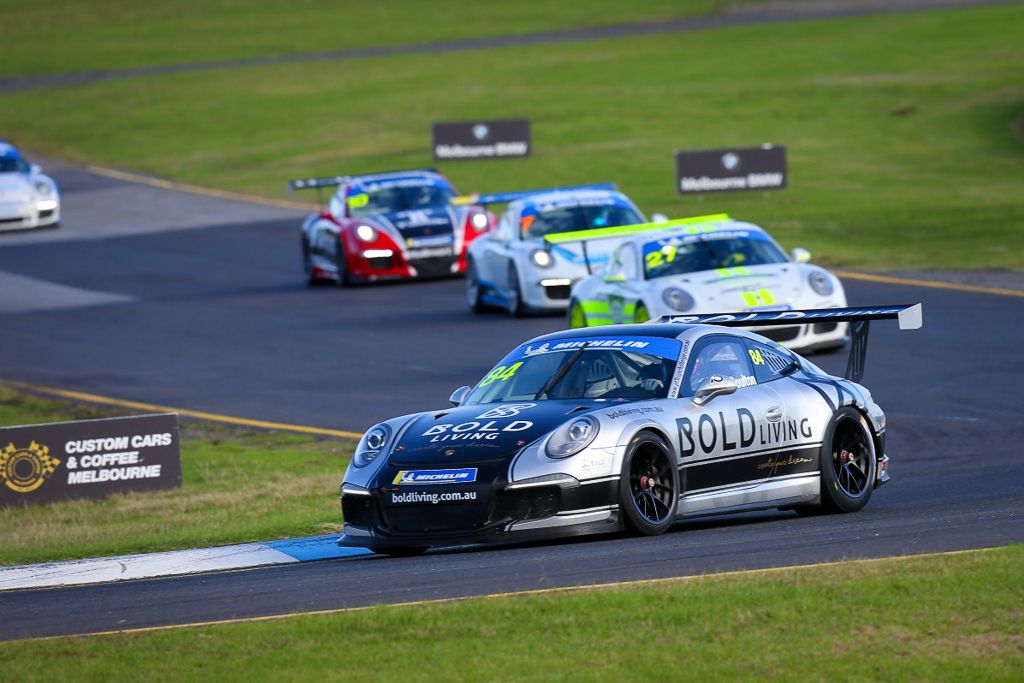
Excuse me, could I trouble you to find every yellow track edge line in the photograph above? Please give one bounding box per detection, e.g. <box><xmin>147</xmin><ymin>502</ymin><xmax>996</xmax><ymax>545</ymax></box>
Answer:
<box><xmin>84</xmin><ymin>164</ymin><xmax>314</xmax><ymax>211</ymax></box>
<box><xmin>10</xmin><ymin>546</ymin><xmax>998</xmax><ymax>643</ymax></box>
<box><xmin>0</xmin><ymin>379</ymin><xmax>361</xmax><ymax>440</ymax></box>
<box><xmin>834</xmin><ymin>270</ymin><xmax>1024</xmax><ymax>298</ymax></box>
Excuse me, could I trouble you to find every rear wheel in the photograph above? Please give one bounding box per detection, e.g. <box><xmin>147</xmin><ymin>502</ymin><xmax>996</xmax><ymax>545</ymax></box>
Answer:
<box><xmin>819</xmin><ymin>407</ymin><xmax>877</xmax><ymax>513</ymax></box>
<box><xmin>633</xmin><ymin>302</ymin><xmax>650</xmax><ymax>323</ymax></box>
<box><xmin>568</xmin><ymin>300</ymin><xmax>588</xmax><ymax>328</ymax></box>
<box><xmin>618</xmin><ymin>432</ymin><xmax>678</xmax><ymax>536</ymax></box>
<box><xmin>466</xmin><ymin>259</ymin><xmax>486</xmax><ymax>312</ymax></box>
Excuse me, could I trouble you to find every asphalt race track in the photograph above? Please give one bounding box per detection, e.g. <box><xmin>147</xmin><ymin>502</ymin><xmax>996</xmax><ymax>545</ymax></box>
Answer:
<box><xmin>0</xmin><ymin>162</ymin><xmax>1022</xmax><ymax>640</ymax></box>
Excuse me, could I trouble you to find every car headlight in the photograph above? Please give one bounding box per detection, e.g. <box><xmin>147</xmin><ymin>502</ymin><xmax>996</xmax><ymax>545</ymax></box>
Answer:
<box><xmin>355</xmin><ymin>224</ymin><xmax>376</xmax><ymax>242</ymax></box>
<box><xmin>662</xmin><ymin>287</ymin><xmax>694</xmax><ymax>312</ymax></box>
<box><xmin>34</xmin><ymin>181</ymin><xmax>52</xmax><ymax>196</ymax></box>
<box><xmin>531</xmin><ymin>249</ymin><xmax>554</xmax><ymax>269</ymax></box>
<box><xmin>353</xmin><ymin>423</ymin><xmax>390</xmax><ymax>467</ymax></box>
<box><xmin>546</xmin><ymin>416</ymin><xmax>599</xmax><ymax>458</ymax></box>
<box><xmin>470</xmin><ymin>212</ymin><xmax>489</xmax><ymax>231</ymax></box>
<box><xmin>808</xmin><ymin>270</ymin><xmax>834</xmax><ymax>296</ymax></box>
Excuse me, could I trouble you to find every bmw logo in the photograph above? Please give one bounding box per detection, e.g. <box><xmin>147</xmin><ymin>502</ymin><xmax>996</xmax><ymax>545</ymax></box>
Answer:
<box><xmin>472</xmin><ymin>124</ymin><xmax>490</xmax><ymax>141</ymax></box>
<box><xmin>721</xmin><ymin>152</ymin><xmax>740</xmax><ymax>172</ymax></box>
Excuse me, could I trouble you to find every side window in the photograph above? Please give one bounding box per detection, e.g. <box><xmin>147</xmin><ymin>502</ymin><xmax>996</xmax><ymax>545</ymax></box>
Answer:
<box><xmin>681</xmin><ymin>336</ymin><xmax>755</xmax><ymax>397</ymax></box>
<box><xmin>745</xmin><ymin>341</ymin><xmax>796</xmax><ymax>384</ymax></box>
<box><xmin>494</xmin><ymin>211</ymin><xmax>514</xmax><ymax>242</ymax></box>
<box><xmin>620</xmin><ymin>243</ymin><xmax>639</xmax><ymax>280</ymax></box>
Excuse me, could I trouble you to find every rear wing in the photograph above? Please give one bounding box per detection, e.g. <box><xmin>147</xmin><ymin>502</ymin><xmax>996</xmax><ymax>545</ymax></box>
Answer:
<box><xmin>287</xmin><ymin>168</ymin><xmax>441</xmax><ymax>203</ymax></box>
<box><xmin>451</xmin><ymin>183</ymin><xmax>617</xmax><ymax>207</ymax></box>
<box><xmin>657</xmin><ymin>304</ymin><xmax>923</xmax><ymax>383</ymax></box>
<box><xmin>544</xmin><ymin>213</ymin><xmax>731</xmax><ymax>274</ymax></box>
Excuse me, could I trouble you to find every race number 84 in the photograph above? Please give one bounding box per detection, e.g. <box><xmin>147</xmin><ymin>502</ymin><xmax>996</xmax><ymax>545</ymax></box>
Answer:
<box><xmin>479</xmin><ymin>362</ymin><xmax>523</xmax><ymax>387</ymax></box>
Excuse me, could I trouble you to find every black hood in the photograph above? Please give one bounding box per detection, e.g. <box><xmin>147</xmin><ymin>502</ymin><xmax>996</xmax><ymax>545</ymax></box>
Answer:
<box><xmin>379</xmin><ymin>207</ymin><xmax>456</xmax><ymax>238</ymax></box>
<box><xmin>389</xmin><ymin>400</ymin><xmax>602</xmax><ymax>466</ymax></box>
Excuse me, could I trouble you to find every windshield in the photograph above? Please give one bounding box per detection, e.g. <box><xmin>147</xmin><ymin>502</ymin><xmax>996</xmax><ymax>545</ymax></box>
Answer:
<box><xmin>0</xmin><ymin>155</ymin><xmax>29</xmax><ymax>174</ymax></box>
<box><xmin>464</xmin><ymin>336</ymin><xmax>680</xmax><ymax>404</ymax></box>
<box><xmin>643</xmin><ymin>231</ymin><xmax>787</xmax><ymax>279</ymax></box>
<box><xmin>347</xmin><ymin>182</ymin><xmax>454</xmax><ymax>217</ymax></box>
<box><xmin>520</xmin><ymin>202</ymin><xmax>643</xmax><ymax>239</ymax></box>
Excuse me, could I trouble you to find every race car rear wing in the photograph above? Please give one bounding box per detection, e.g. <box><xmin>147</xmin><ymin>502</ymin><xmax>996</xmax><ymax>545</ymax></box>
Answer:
<box><xmin>544</xmin><ymin>213</ymin><xmax>731</xmax><ymax>274</ymax></box>
<box><xmin>657</xmin><ymin>304</ymin><xmax>923</xmax><ymax>383</ymax></box>
<box><xmin>287</xmin><ymin>168</ymin><xmax>442</xmax><ymax>203</ymax></box>
<box><xmin>451</xmin><ymin>183</ymin><xmax>617</xmax><ymax>207</ymax></box>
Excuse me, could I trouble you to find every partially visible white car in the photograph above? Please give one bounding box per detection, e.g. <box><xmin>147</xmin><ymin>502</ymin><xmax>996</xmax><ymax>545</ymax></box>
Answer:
<box><xmin>567</xmin><ymin>217</ymin><xmax>849</xmax><ymax>353</ymax></box>
<box><xmin>465</xmin><ymin>186</ymin><xmax>670</xmax><ymax>316</ymax></box>
<box><xmin>0</xmin><ymin>142</ymin><xmax>60</xmax><ymax>232</ymax></box>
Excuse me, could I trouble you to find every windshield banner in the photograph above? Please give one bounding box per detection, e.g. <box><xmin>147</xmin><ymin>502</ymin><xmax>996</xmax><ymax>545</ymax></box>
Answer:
<box><xmin>515</xmin><ymin>336</ymin><xmax>681</xmax><ymax>361</ymax></box>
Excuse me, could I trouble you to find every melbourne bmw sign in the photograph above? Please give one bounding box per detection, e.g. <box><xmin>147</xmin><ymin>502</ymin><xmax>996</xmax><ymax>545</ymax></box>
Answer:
<box><xmin>675</xmin><ymin>144</ymin><xmax>787</xmax><ymax>194</ymax></box>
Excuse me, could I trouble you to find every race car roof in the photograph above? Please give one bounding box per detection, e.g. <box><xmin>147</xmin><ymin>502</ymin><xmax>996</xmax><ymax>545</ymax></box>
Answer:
<box><xmin>0</xmin><ymin>142</ymin><xmax>21</xmax><ymax>157</ymax></box>
<box><xmin>515</xmin><ymin>188</ymin><xmax>630</xmax><ymax>212</ymax></box>
<box><xmin>349</xmin><ymin>169</ymin><xmax>449</xmax><ymax>189</ymax></box>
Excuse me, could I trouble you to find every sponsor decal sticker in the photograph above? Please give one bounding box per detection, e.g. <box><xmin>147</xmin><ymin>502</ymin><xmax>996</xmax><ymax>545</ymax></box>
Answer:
<box><xmin>476</xmin><ymin>403</ymin><xmax>536</xmax><ymax>419</ymax></box>
<box><xmin>0</xmin><ymin>441</ymin><xmax>60</xmax><ymax>493</ymax></box>
<box><xmin>390</xmin><ymin>490</ymin><xmax>479</xmax><ymax>505</ymax></box>
<box><xmin>393</xmin><ymin>468</ymin><xmax>478</xmax><ymax>485</ymax></box>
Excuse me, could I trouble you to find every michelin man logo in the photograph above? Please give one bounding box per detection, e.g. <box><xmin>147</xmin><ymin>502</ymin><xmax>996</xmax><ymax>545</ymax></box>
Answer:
<box><xmin>1</xmin><ymin>441</ymin><xmax>61</xmax><ymax>494</ymax></box>
<box><xmin>721</xmin><ymin>152</ymin><xmax>740</xmax><ymax>172</ymax></box>
<box><xmin>472</xmin><ymin>124</ymin><xmax>490</xmax><ymax>141</ymax></box>
<box><xmin>523</xmin><ymin>342</ymin><xmax>551</xmax><ymax>356</ymax></box>
<box><xmin>476</xmin><ymin>403</ymin><xmax>536</xmax><ymax>419</ymax></box>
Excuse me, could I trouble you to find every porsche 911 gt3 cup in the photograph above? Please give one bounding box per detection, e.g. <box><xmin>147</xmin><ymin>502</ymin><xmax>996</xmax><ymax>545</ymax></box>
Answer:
<box><xmin>568</xmin><ymin>217</ymin><xmax>849</xmax><ymax>353</ymax></box>
<box><xmin>0</xmin><ymin>142</ymin><xmax>60</xmax><ymax>232</ymax></box>
<box><xmin>465</xmin><ymin>186</ymin><xmax>671</xmax><ymax>315</ymax></box>
<box><xmin>338</xmin><ymin>304</ymin><xmax>921</xmax><ymax>554</ymax></box>
<box><xmin>290</xmin><ymin>168</ymin><xmax>494</xmax><ymax>285</ymax></box>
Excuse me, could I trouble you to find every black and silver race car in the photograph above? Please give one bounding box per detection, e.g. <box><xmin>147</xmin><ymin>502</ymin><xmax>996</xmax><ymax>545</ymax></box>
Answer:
<box><xmin>339</xmin><ymin>304</ymin><xmax>922</xmax><ymax>554</ymax></box>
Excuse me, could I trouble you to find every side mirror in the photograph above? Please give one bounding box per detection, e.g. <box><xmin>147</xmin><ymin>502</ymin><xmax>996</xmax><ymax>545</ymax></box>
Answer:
<box><xmin>692</xmin><ymin>376</ymin><xmax>738</xmax><ymax>406</ymax></box>
<box><xmin>651</xmin><ymin>213</ymin><xmax>669</xmax><ymax>223</ymax></box>
<box><xmin>29</xmin><ymin>163</ymin><xmax>41</xmax><ymax>175</ymax></box>
<box><xmin>449</xmin><ymin>385</ymin><xmax>471</xmax><ymax>407</ymax></box>
<box><xmin>791</xmin><ymin>247</ymin><xmax>811</xmax><ymax>263</ymax></box>
<box><xmin>602</xmin><ymin>273</ymin><xmax>626</xmax><ymax>283</ymax></box>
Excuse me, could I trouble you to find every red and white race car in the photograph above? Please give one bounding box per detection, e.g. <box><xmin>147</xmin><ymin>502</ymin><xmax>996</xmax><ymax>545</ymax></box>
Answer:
<box><xmin>291</xmin><ymin>169</ymin><xmax>493</xmax><ymax>285</ymax></box>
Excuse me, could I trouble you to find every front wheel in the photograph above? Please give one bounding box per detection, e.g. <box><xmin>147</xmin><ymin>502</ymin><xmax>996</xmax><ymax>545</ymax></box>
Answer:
<box><xmin>466</xmin><ymin>259</ymin><xmax>486</xmax><ymax>313</ymax></box>
<box><xmin>568</xmin><ymin>299</ymin><xmax>588</xmax><ymax>328</ymax></box>
<box><xmin>618</xmin><ymin>432</ymin><xmax>678</xmax><ymax>536</ymax></box>
<box><xmin>506</xmin><ymin>264</ymin><xmax>525</xmax><ymax>317</ymax></box>
<box><xmin>819</xmin><ymin>407</ymin><xmax>877</xmax><ymax>513</ymax></box>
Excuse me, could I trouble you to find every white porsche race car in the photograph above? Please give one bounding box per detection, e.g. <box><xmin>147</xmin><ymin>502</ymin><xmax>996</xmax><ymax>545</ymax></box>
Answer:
<box><xmin>0</xmin><ymin>142</ymin><xmax>60</xmax><ymax>232</ymax></box>
<box><xmin>567</xmin><ymin>217</ymin><xmax>849</xmax><ymax>353</ymax></box>
<box><xmin>465</xmin><ymin>186</ymin><xmax>670</xmax><ymax>316</ymax></box>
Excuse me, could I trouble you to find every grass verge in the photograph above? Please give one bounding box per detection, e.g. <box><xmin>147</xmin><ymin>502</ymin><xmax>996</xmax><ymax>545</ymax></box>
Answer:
<box><xmin>1</xmin><ymin>4</ymin><xmax>1021</xmax><ymax>269</ymax></box>
<box><xmin>1</xmin><ymin>546</ymin><xmax>1021</xmax><ymax>680</ymax></box>
<box><xmin>0</xmin><ymin>387</ymin><xmax>351</xmax><ymax>566</ymax></box>
<box><xmin>0</xmin><ymin>0</ymin><xmax>749</xmax><ymax>79</ymax></box>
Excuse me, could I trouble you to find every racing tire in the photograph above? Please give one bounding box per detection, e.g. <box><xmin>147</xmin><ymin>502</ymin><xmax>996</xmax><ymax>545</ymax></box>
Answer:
<box><xmin>618</xmin><ymin>432</ymin><xmax>678</xmax><ymax>536</ymax></box>
<box><xmin>466</xmin><ymin>259</ymin><xmax>486</xmax><ymax>313</ymax></box>
<box><xmin>335</xmin><ymin>241</ymin><xmax>353</xmax><ymax>287</ymax></box>
<box><xmin>818</xmin><ymin>407</ymin><xmax>877</xmax><ymax>514</ymax></box>
<box><xmin>374</xmin><ymin>546</ymin><xmax>428</xmax><ymax>557</ymax></box>
<box><xmin>302</xmin><ymin>237</ymin><xmax>324</xmax><ymax>287</ymax></box>
<box><xmin>633</xmin><ymin>303</ymin><xmax>650</xmax><ymax>324</ymax></box>
<box><xmin>568</xmin><ymin>299</ymin><xmax>588</xmax><ymax>328</ymax></box>
<box><xmin>506</xmin><ymin>264</ymin><xmax>525</xmax><ymax>317</ymax></box>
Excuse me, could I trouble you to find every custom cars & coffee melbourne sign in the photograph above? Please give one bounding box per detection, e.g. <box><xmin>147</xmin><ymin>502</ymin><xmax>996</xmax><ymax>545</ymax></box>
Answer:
<box><xmin>675</xmin><ymin>145</ymin><xmax>787</xmax><ymax>194</ymax></box>
<box><xmin>432</xmin><ymin>119</ymin><xmax>531</xmax><ymax>160</ymax></box>
<box><xmin>0</xmin><ymin>413</ymin><xmax>181</xmax><ymax>507</ymax></box>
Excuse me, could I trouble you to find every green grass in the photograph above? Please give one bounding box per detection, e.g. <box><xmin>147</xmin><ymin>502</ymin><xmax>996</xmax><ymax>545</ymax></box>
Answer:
<box><xmin>2</xmin><ymin>4</ymin><xmax>1022</xmax><ymax>269</ymax></box>
<box><xmin>1</xmin><ymin>546</ymin><xmax>1021</xmax><ymax>680</ymax></box>
<box><xmin>0</xmin><ymin>388</ymin><xmax>351</xmax><ymax>565</ymax></box>
<box><xmin>0</xmin><ymin>0</ymin><xmax>749</xmax><ymax>79</ymax></box>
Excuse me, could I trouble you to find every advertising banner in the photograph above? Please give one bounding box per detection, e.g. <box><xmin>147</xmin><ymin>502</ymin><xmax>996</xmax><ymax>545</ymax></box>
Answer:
<box><xmin>433</xmin><ymin>119</ymin><xmax>531</xmax><ymax>160</ymax></box>
<box><xmin>0</xmin><ymin>413</ymin><xmax>181</xmax><ymax>507</ymax></box>
<box><xmin>675</xmin><ymin>145</ymin><xmax>787</xmax><ymax>194</ymax></box>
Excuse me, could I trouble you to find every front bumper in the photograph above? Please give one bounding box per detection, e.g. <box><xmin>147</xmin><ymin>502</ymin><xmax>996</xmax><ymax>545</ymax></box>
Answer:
<box><xmin>0</xmin><ymin>200</ymin><xmax>59</xmax><ymax>232</ymax></box>
<box><xmin>338</xmin><ymin>471</ymin><xmax>620</xmax><ymax>550</ymax></box>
